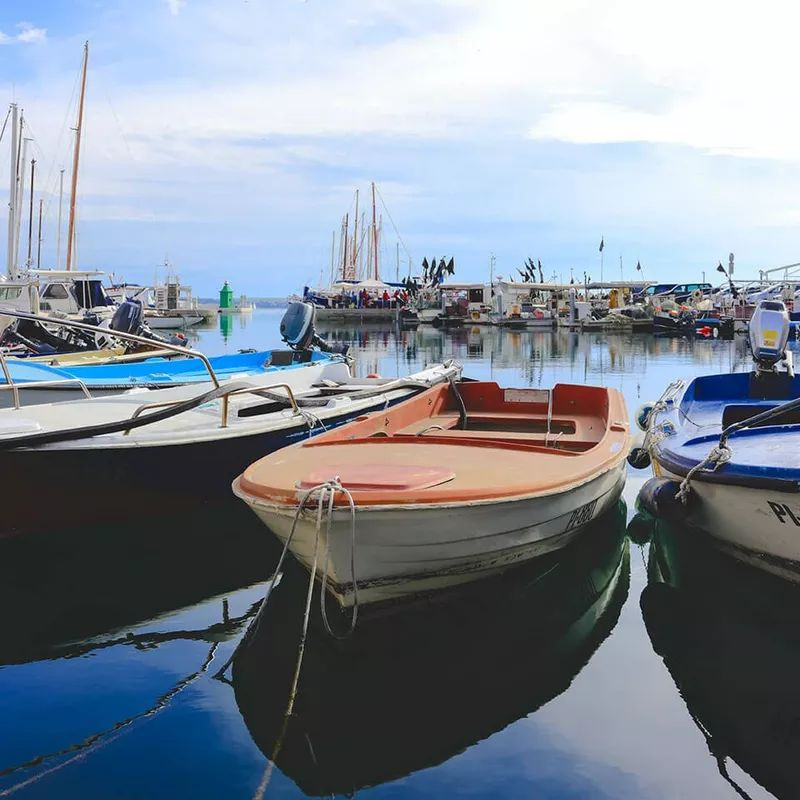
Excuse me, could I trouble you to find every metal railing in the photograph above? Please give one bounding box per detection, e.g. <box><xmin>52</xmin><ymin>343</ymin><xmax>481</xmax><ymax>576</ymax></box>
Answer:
<box><xmin>124</xmin><ymin>381</ymin><xmax>300</xmax><ymax>434</ymax></box>
<box><xmin>0</xmin><ymin>307</ymin><xmax>220</xmax><ymax>410</ymax></box>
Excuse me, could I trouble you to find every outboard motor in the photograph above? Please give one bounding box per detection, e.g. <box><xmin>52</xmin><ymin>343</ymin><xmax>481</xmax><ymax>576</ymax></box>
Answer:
<box><xmin>110</xmin><ymin>298</ymin><xmax>144</xmax><ymax>335</ymax></box>
<box><xmin>279</xmin><ymin>301</ymin><xmax>348</xmax><ymax>355</ymax></box>
<box><xmin>749</xmin><ymin>300</ymin><xmax>791</xmax><ymax>373</ymax></box>
<box><xmin>280</xmin><ymin>301</ymin><xmax>316</xmax><ymax>350</ymax></box>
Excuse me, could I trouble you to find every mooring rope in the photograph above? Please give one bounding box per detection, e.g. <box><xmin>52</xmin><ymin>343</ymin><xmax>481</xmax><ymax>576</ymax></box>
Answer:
<box><xmin>642</xmin><ymin>379</ymin><xmax>684</xmax><ymax>457</ymax></box>
<box><xmin>675</xmin><ymin>391</ymin><xmax>800</xmax><ymax>503</ymax></box>
<box><xmin>243</xmin><ymin>478</ymin><xmax>359</xmax><ymax>799</ymax></box>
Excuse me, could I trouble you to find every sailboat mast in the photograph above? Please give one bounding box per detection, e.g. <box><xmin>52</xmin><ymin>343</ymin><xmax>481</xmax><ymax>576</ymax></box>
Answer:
<box><xmin>36</xmin><ymin>198</ymin><xmax>43</xmax><ymax>268</ymax></box>
<box><xmin>342</xmin><ymin>213</ymin><xmax>349</xmax><ymax>281</ymax></box>
<box><xmin>6</xmin><ymin>103</ymin><xmax>17</xmax><ymax>278</ymax></box>
<box><xmin>371</xmin><ymin>182</ymin><xmax>379</xmax><ymax>280</ymax></box>
<box><xmin>56</xmin><ymin>168</ymin><xmax>64</xmax><ymax>269</ymax></box>
<box><xmin>66</xmin><ymin>41</ymin><xmax>89</xmax><ymax>272</ymax></box>
<box><xmin>14</xmin><ymin>135</ymin><xmax>29</xmax><ymax>274</ymax></box>
<box><xmin>351</xmin><ymin>189</ymin><xmax>359</xmax><ymax>277</ymax></box>
<box><xmin>26</xmin><ymin>158</ymin><xmax>35</xmax><ymax>268</ymax></box>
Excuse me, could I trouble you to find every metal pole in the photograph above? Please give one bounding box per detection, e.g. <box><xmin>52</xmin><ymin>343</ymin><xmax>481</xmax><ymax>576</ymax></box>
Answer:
<box><xmin>26</xmin><ymin>158</ymin><xmax>35</xmax><ymax>268</ymax></box>
<box><xmin>56</xmin><ymin>168</ymin><xmax>64</xmax><ymax>269</ymax></box>
<box><xmin>6</xmin><ymin>103</ymin><xmax>17</xmax><ymax>278</ymax></box>
<box><xmin>371</xmin><ymin>182</ymin><xmax>379</xmax><ymax>280</ymax></box>
<box><xmin>36</xmin><ymin>198</ymin><xmax>43</xmax><ymax>268</ymax></box>
<box><xmin>14</xmin><ymin>136</ymin><xmax>29</xmax><ymax>274</ymax></box>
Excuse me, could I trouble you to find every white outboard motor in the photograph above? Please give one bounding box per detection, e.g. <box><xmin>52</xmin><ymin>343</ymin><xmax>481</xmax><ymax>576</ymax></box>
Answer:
<box><xmin>749</xmin><ymin>300</ymin><xmax>791</xmax><ymax>372</ymax></box>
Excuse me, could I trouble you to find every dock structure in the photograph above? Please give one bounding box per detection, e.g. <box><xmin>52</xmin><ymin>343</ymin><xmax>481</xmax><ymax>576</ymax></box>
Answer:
<box><xmin>315</xmin><ymin>306</ymin><xmax>399</xmax><ymax>323</ymax></box>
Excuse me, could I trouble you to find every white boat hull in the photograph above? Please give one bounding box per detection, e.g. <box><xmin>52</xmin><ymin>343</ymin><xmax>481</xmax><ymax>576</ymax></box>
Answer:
<box><xmin>235</xmin><ymin>462</ymin><xmax>627</xmax><ymax>606</ymax></box>
<box><xmin>659</xmin><ymin>465</ymin><xmax>800</xmax><ymax>582</ymax></box>
<box><xmin>144</xmin><ymin>313</ymin><xmax>203</xmax><ymax>329</ymax></box>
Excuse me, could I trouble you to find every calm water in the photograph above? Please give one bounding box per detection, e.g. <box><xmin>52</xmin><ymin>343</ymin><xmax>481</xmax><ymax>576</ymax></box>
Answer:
<box><xmin>0</xmin><ymin>309</ymin><xmax>793</xmax><ymax>799</ymax></box>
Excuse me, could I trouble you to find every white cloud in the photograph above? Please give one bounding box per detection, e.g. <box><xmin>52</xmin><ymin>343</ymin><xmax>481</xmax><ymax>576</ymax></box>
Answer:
<box><xmin>0</xmin><ymin>22</ymin><xmax>46</xmax><ymax>44</ymax></box>
<box><xmin>7</xmin><ymin>0</ymin><xmax>800</xmax><ymax>289</ymax></box>
<box><xmin>166</xmin><ymin>0</ymin><xmax>187</xmax><ymax>17</ymax></box>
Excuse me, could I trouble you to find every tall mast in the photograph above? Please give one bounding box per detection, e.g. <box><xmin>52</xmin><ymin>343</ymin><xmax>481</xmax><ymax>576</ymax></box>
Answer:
<box><xmin>329</xmin><ymin>230</ymin><xmax>336</xmax><ymax>285</ymax></box>
<box><xmin>36</xmin><ymin>198</ymin><xmax>43</xmax><ymax>268</ymax></box>
<box><xmin>351</xmin><ymin>190</ymin><xmax>359</xmax><ymax>277</ymax></box>
<box><xmin>6</xmin><ymin>103</ymin><xmax>17</xmax><ymax>278</ymax></box>
<box><xmin>371</xmin><ymin>181</ymin><xmax>379</xmax><ymax>280</ymax></box>
<box><xmin>14</xmin><ymin>136</ymin><xmax>29</xmax><ymax>273</ymax></box>
<box><xmin>26</xmin><ymin>158</ymin><xmax>35</xmax><ymax>268</ymax></box>
<box><xmin>56</xmin><ymin>168</ymin><xmax>65</xmax><ymax>269</ymax></box>
<box><xmin>66</xmin><ymin>41</ymin><xmax>89</xmax><ymax>272</ymax></box>
<box><xmin>396</xmin><ymin>241</ymin><xmax>399</xmax><ymax>282</ymax></box>
<box><xmin>342</xmin><ymin>213</ymin><xmax>349</xmax><ymax>281</ymax></box>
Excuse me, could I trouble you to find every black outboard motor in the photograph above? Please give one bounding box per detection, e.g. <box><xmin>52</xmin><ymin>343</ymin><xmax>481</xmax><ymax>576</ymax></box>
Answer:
<box><xmin>279</xmin><ymin>301</ymin><xmax>348</xmax><ymax>355</ymax></box>
<box><xmin>110</xmin><ymin>298</ymin><xmax>144</xmax><ymax>335</ymax></box>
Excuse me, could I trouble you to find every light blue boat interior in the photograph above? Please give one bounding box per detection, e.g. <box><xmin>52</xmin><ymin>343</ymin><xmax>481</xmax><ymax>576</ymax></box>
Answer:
<box><xmin>656</xmin><ymin>371</ymin><xmax>800</xmax><ymax>484</ymax></box>
<box><xmin>1</xmin><ymin>349</ymin><xmax>335</xmax><ymax>388</ymax></box>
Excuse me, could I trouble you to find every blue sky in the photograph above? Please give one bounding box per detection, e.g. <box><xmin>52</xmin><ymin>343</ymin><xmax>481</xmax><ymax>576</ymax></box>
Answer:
<box><xmin>2</xmin><ymin>0</ymin><xmax>800</xmax><ymax>295</ymax></box>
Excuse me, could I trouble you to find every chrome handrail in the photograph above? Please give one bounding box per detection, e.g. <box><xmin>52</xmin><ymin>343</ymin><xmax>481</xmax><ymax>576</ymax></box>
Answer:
<box><xmin>0</xmin><ymin>307</ymin><xmax>220</xmax><ymax>391</ymax></box>
<box><xmin>0</xmin><ymin>377</ymin><xmax>93</xmax><ymax>400</ymax></box>
<box><xmin>0</xmin><ymin>351</ymin><xmax>20</xmax><ymax>409</ymax></box>
<box><xmin>124</xmin><ymin>381</ymin><xmax>300</xmax><ymax>434</ymax></box>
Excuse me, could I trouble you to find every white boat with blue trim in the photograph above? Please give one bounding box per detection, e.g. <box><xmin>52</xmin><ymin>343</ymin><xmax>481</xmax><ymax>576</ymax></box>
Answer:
<box><xmin>634</xmin><ymin>299</ymin><xmax>800</xmax><ymax>582</ymax></box>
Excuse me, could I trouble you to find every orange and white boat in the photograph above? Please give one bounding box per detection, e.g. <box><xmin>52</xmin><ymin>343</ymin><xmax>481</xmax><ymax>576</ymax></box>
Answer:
<box><xmin>233</xmin><ymin>381</ymin><xmax>630</xmax><ymax>606</ymax></box>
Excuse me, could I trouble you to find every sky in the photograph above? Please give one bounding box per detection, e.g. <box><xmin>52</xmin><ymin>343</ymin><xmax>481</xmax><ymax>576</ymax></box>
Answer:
<box><xmin>2</xmin><ymin>0</ymin><xmax>800</xmax><ymax>295</ymax></box>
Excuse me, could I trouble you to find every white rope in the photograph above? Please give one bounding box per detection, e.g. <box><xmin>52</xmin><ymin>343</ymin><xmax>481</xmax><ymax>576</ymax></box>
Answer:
<box><xmin>675</xmin><ymin>444</ymin><xmax>732</xmax><ymax>504</ymax></box>
<box><xmin>248</xmin><ymin>478</ymin><xmax>358</xmax><ymax>798</ymax></box>
<box><xmin>642</xmin><ymin>379</ymin><xmax>684</xmax><ymax>457</ymax></box>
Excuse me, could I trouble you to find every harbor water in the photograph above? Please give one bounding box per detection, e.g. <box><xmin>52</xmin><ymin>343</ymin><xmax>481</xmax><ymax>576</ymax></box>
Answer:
<box><xmin>1</xmin><ymin>309</ymin><xmax>793</xmax><ymax>799</ymax></box>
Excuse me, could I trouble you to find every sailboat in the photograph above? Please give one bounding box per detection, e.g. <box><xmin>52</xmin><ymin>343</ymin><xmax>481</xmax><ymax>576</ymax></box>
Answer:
<box><xmin>302</xmin><ymin>183</ymin><xmax>404</xmax><ymax>321</ymax></box>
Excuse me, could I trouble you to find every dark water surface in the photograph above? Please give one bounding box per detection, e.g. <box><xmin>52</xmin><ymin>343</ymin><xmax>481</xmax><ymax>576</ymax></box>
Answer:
<box><xmin>0</xmin><ymin>310</ymin><xmax>793</xmax><ymax>799</ymax></box>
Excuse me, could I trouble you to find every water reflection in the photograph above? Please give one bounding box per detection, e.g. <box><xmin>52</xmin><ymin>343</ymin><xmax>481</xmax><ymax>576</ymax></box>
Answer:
<box><xmin>642</xmin><ymin>517</ymin><xmax>800</xmax><ymax>800</ymax></box>
<box><xmin>0</xmin><ymin>500</ymin><xmax>276</xmax><ymax>665</ymax></box>
<box><xmin>316</xmin><ymin>323</ymin><xmax>755</xmax><ymax>391</ymax></box>
<box><xmin>232</xmin><ymin>503</ymin><xmax>630</xmax><ymax>797</ymax></box>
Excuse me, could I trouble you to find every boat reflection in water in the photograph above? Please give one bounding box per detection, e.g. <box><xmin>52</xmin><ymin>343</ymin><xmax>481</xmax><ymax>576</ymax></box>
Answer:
<box><xmin>0</xmin><ymin>499</ymin><xmax>276</xmax><ymax>666</ymax></box>
<box><xmin>642</xmin><ymin>516</ymin><xmax>800</xmax><ymax>800</ymax></box>
<box><xmin>232</xmin><ymin>503</ymin><xmax>630</xmax><ymax>796</ymax></box>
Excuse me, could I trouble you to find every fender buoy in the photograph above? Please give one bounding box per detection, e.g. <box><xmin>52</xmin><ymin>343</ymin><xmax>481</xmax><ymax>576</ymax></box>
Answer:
<box><xmin>627</xmin><ymin>512</ymin><xmax>656</xmax><ymax>546</ymax></box>
<box><xmin>366</xmin><ymin>372</ymin><xmax>381</xmax><ymax>379</ymax></box>
<box><xmin>627</xmin><ymin>438</ymin><xmax>651</xmax><ymax>469</ymax></box>
<box><xmin>637</xmin><ymin>477</ymin><xmax>686</xmax><ymax>519</ymax></box>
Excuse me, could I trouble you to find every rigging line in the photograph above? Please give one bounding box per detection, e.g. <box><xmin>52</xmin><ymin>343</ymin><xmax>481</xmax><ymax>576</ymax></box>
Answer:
<box><xmin>104</xmin><ymin>92</ymin><xmax>135</xmax><ymax>163</ymax></box>
<box><xmin>0</xmin><ymin>105</ymin><xmax>11</xmax><ymax>145</ymax></box>
<box><xmin>38</xmin><ymin>50</ymin><xmax>85</xmax><ymax>222</ymax></box>
<box><xmin>374</xmin><ymin>184</ymin><xmax>414</xmax><ymax>264</ymax></box>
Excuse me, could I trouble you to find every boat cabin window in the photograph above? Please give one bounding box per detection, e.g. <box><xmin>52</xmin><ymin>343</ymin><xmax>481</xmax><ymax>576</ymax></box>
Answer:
<box><xmin>74</xmin><ymin>280</ymin><xmax>114</xmax><ymax>309</ymax></box>
<box><xmin>0</xmin><ymin>287</ymin><xmax>22</xmax><ymax>300</ymax></box>
<box><xmin>41</xmin><ymin>283</ymin><xmax>70</xmax><ymax>300</ymax></box>
<box><xmin>468</xmin><ymin>288</ymin><xmax>484</xmax><ymax>303</ymax></box>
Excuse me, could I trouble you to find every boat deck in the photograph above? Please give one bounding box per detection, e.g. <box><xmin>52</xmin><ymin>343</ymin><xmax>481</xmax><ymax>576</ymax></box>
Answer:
<box><xmin>239</xmin><ymin>381</ymin><xmax>629</xmax><ymax>506</ymax></box>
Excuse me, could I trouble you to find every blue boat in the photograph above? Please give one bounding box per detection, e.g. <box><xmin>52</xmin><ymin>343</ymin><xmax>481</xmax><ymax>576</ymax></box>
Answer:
<box><xmin>0</xmin><ymin>349</ymin><xmax>336</xmax><ymax>406</ymax></box>
<box><xmin>631</xmin><ymin>299</ymin><xmax>800</xmax><ymax>582</ymax></box>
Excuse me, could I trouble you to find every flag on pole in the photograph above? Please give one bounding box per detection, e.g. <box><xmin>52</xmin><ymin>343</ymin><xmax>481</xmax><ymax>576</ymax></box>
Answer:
<box><xmin>599</xmin><ymin>237</ymin><xmax>604</xmax><ymax>253</ymax></box>
<box><xmin>636</xmin><ymin>261</ymin><xmax>641</xmax><ymax>271</ymax></box>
